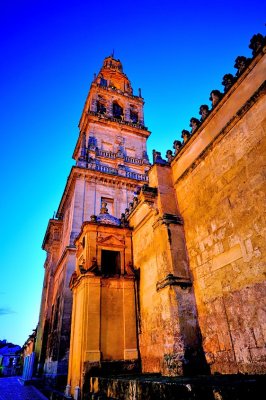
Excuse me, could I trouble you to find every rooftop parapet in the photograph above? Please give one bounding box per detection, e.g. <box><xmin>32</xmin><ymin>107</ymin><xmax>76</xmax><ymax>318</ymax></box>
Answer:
<box><xmin>161</xmin><ymin>33</ymin><xmax>266</xmax><ymax>164</ymax></box>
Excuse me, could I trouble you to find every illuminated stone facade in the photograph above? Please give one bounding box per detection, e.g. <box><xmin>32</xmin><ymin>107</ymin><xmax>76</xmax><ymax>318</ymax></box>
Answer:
<box><xmin>127</xmin><ymin>37</ymin><xmax>266</xmax><ymax>378</ymax></box>
<box><xmin>68</xmin><ymin>219</ymin><xmax>138</xmax><ymax>393</ymax></box>
<box><xmin>35</xmin><ymin>56</ymin><xmax>150</xmax><ymax>386</ymax></box>
<box><xmin>36</xmin><ymin>34</ymin><xmax>266</xmax><ymax>397</ymax></box>
<box><xmin>171</xmin><ymin>57</ymin><xmax>266</xmax><ymax>374</ymax></box>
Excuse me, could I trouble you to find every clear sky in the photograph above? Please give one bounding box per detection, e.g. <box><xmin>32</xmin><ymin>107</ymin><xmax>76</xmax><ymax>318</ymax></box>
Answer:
<box><xmin>0</xmin><ymin>0</ymin><xmax>265</xmax><ymax>346</ymax></box>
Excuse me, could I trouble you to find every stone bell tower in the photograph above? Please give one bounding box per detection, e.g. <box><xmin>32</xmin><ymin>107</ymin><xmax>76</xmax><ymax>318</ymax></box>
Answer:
<box><xmin>35</xmin><ymin>55</ymin><xmax>151</xmax><ymax>387</ymax></box>
<box><xmin>74</xmin><ymin>55</ymin><xmax>150</xmax><ymax>187</ymax></box>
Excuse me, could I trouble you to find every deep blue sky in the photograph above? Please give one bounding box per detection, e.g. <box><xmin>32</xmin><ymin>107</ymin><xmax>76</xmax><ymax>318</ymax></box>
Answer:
<box><xmin>0</xmin><ymin>0</ymin><xmax>265</xmax><ymax>346</ymax></box>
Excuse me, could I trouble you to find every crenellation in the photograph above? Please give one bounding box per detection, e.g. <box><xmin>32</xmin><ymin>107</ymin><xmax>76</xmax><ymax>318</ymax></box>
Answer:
<box><xmin>222</xmin><ymin>73</ymin><xmax>236</xmax><ymax>92</ymax></box>
<box><xmin>199</xmin><ymin>104</ymin><xmax>210</xmax><ymax>121</ymax></box>
<box><xmin>165</xmin><ymin>149</ymin><xmax>174</xmax><ymax>163</ymax></box>
<box><xmin>159</xmin><ymin>33</ymin><xmax>266</xmax><ymax>161</ymax></box>
<box><xmin>249</xmin><ymin>33</ymin><xmax>266</xmax><ymax>56</ymax></box>
<box><xmin>181</xmin><ymin>129</ymin><xmax>191</xmax><ymax>144</ymax></box>
<box><xmin>189</xmin><ymin>117</ymin><xmax>201</xmax><ymax>133</ymax></box>
<box><xmin>209</xmin><ymin>89</ymin><xmax>223</xmax><ymax>108</ymax></box>
<box><xmin>234</xmin><ymin>55</ymin><xmax>252</xmax><ymax>77</ymax></box>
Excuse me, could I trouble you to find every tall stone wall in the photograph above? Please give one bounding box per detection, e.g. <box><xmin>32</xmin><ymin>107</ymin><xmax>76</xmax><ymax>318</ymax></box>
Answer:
<box><xmin>129</xmin><ymin>172</ymin><xmax>205</xmax><ymax>376</ymax></box>
<box><xmin>173</xmin><ymin>89</ymin><xmax>266</xmax><ymax>373</ymax></box>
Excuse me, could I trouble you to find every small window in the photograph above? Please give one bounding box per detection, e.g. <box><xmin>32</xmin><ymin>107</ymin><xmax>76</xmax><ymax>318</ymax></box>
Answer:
<box><xmin>101</xmin><ymin>250</ymin><xmax>121</xmax><ymax>275</ymax></box>
<box><xmin>113</xmin><ymin>102</ymin><xmax>123</xmax><ymax>119</ymax></box>
<box><xmin>97</xmin><ymin>101</ymin><xmax>106</xmax><ymax>114</ymax></box>
<box><xmin>100</xmin><ymin>78</ymin><xmax>107</xmax><ymax>87</ymax></box>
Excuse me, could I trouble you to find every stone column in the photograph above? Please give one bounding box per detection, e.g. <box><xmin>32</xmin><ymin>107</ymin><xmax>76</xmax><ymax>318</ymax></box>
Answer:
<box><xmin>90</xmin><ymin>96</ymin><xmax>97</xmax><ymax>112</ymax></box>
<box><xmin>124</xmin><ymin>105</ymin><xmax>130</xmax><ymax>122</ymax></box>
<box><xmin>123</xmin><ymin>277</ymin><xmax>138</xmax><ymax>360</ymax></box>
<box><xmin>82</xmin><ymin>276</ymin><xmax>101</xmax><ymax>364</ymax></box>
<box><xmin>138</xmin><ymin>104</ymin><xmax>144</xmax><ymax>125</ymax></box>
<box><xmin>68</xmin><ymin>274</ymin><xmax>101</xmax><ymax>395</ymax></box>
<box><xmin>106</xmin><ymin>98</ymin><xmax>113</xmax><ymax>117</ymax></box>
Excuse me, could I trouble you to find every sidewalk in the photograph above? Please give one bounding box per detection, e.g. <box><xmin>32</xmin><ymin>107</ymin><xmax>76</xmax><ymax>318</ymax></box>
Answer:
<box><xmin>0</xmin><ymin>377</ymin><xmax>48</xmax><ymax>400</ymax></box>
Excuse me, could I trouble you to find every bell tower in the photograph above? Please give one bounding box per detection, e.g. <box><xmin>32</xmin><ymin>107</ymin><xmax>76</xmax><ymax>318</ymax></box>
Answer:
<box><xmin>35</xmin><ymin>55</ymin><xmax>151</xmax><ymax>386</ymax></box>
<box><xmin>73</xmin><ymin>55</ymin><xmax>150</xmax><ymax>194</ymax></box>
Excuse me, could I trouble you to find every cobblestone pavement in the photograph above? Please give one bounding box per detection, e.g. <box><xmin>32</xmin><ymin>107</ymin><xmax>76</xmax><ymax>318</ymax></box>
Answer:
<box><xmin>0</xmin><ymin>377</ymin><xmax>48</xmax><ymax>400</ymax></box>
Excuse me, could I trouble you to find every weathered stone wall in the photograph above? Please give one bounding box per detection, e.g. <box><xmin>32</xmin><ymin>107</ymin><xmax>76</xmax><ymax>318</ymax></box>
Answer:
<box><xmin>130</xmin><ymin>170</ymin><xmax>205</xmax><ymax>376</ymax></box>
<box><xmin>67</xmin><ymin>223</ymin><xmax>138</xmax><ymax>396</ymax></box>
<box><xmin>131</xmin><ymin>204</ymin><xmax>161</xmax><ymax>373</ymax></box>
<box><xmin>35</xmin><ymin>219</ymin><xmax>62</xmax><ymax>374</ymax></box>
<box><xmin>43</xmin><ymin>250</ymin><xmax>76</xmax><ymax>387</ymax></box>
<box><xmin>86</xmin><ymin>123</ymin><xmax>148</xmax><ymax>162</ymax></box>
<box><xmin>173</xmin><ymin>88</ymin><xmax>266</xmax><ymax>373</ymax></box>
<box><xmin>37</xmin><ymin>54</ymin><xmax>150</xmax><ymax>390</ymax></box>
<box><xmin>59</xmin><ymin>173</ymin><xmax>138</xmax><ymax>255</ymax></box>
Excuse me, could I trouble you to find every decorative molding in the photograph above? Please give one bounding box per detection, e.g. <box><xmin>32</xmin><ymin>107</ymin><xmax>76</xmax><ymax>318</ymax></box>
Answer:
<box><xmin>174</xmin><ymin>80</ymin><xmax>266</xmax><ymax>184</ymax></box>
<box><xmin>172</xmin><ymin>49</ymin><xmax>266</xmax><ymax>165</ymax></box>
<box><xmin>156</xmin><ymin>274</ymin><xmax>192</xmax><ymax>291</ymax></box>
<box><xmin>54</xmin><ymin>246</ymin><xmax>77</xmax><ymax>277</ymax></box>
<box><xmin>97</xmin><ymin>234</ymin><xmax>125</xmax><ymax>247</ymax></box>
<box><xmin>56</xmin><ymin>166</ymin><xmax>144</xmax><ymax>217</ymax></box>
<box><xmin>87</xmin><ymin>110</ymin><xmax>149</xmax><ymax>132</ymax></box>
<box><xmin>153</xmin><ymin>213</ymin><xmax>183</xmax><ymax>230</ymax></box>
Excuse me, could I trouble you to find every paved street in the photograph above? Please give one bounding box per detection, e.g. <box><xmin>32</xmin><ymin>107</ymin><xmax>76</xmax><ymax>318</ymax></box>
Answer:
<box><xmin>0</xmin><ymin>377</ymin><xmax>47</xmax><ymax>400</ymax></box>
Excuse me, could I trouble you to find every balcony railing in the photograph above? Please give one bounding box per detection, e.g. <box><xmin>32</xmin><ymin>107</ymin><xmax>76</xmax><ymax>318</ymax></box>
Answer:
<box><xmin>87</xmin><ymin>149</ymin><xmax>146</xmax><ymax>166</ymax></box>
<box><xmin>126</xmin><ymin>171</ymin><xmax>148</xmax><ymax>181</ymax></box>
<box><xmin>87</xmin><ymin>110</ymin><xmax>148</xmax><ymax>131</ymax></box>
<box><xmin>124</xmin><ymin>156</ymin><xmax>143</xmax><ymax>165</ymax></box>
<box><xmin>95</xmin><ymin>164</ymin><xmax>118</xmax><ymax>175</ymax></box>
<box><xmin>96</xmin><ymin>149</ymin><xmax>116</xmax><ymax>159</ymax></box>
<box><xmin>86</xmin><ymin>162</ymin><xmax>148</xmax><ymax>181</ymax></box>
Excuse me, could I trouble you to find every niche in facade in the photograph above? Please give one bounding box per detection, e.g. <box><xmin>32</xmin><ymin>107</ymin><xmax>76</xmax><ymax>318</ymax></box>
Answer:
<box><xmin>101</xmin><ymin>250</ymin><xmax>121</xmax><ymax>276</ymax></box>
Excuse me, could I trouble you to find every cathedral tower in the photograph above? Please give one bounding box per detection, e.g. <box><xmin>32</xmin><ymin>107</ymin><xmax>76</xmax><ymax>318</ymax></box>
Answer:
<box><xmin>35</xmin><ymin>55</ymin><xmax>151</xmax><ymax>386</ymax></box>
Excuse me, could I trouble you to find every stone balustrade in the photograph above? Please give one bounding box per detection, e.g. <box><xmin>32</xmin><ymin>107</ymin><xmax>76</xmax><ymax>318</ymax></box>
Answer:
<box><xmin>125</xmin><ymin>171</ymin><xmax>148</xmax><ymax>181</ymax></box>
<box><xmin>96</xmin><ymin>149</ymin><xmax>116</xmax><ymax>159</ymax></box>
<box><xmin>124</xmin><ymin>156</ymin><xmax>143</xmax><ymax>165</ymax></box>
<box><xmin>86</xmin><ymin>162</ymin><xmax>148</xmax><ymax>181</ymax></box>
<box><xmin>87</xmin><ymin>110</ymin><xmax>148</xmax><ymax>131</ymax></box>
<box><xmin>95</xmin><ymin>164</ymin><xmax>118</xmax><ymax>175</ymax></box>
<box><xmin>86</xmin><ymin>163</ymin><xmax>148</xmax><ymax>181</ymax></box>
<box><xmin>87</xmin><ymin>142</ymin><xmax>146</xmax><ymax>166</ymax></box>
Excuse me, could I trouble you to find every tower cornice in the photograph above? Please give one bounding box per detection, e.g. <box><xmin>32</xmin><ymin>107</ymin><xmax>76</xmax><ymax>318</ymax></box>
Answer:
<box><xmin>42</xmin><ymin>218</ymin><xmax>63</xmax><ymax>251</ymax></box>
<box><xmin>90</xmin><ymin>82</ymin><xmax>144</xmax><ymax>102</ymax></box>
<box><xmin>56</xmin><ymin>166</ymin><xmax>148</xmax><ymax>219</ymax></box>
<box><xmin>73</xmin><ymin>114</ymin><xmax>150</xmax><ymax>161</ymax></box>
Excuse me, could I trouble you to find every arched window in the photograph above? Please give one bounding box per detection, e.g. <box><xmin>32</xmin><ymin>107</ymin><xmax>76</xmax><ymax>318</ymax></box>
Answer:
<box><xmin>100</xmin><ymin>77</ymin><xmax>107</xmax><ymax>87</ymax></box>
<box><xmin>97</xmin><ymin>101</ymin><xmax>106</xmax><ymax>114</ymax></box>
<box><xmin>130</xmin><ymin>109</ymin><xmax>138</xmax><ymax>123</ymax></box>
<box><xmin>112</xmin><ymin>102</ymin><xmax>123</xmax><ymax>120</ymax></box>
